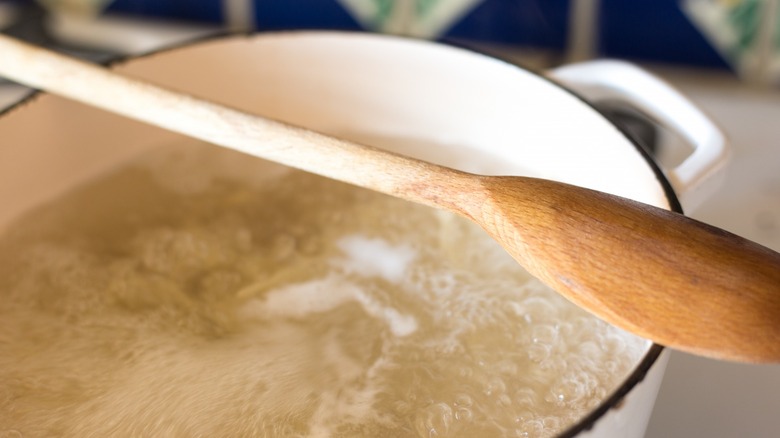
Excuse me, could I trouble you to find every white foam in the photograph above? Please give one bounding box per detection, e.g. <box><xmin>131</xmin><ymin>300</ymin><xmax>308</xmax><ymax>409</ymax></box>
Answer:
<box><xmin>352</xmin><ymin>289</ymin><xmax>418</xmax><ymax>337</ymax></box>
<box><xmin>241</xmin><ymin>275</ymin><xmax>360</xmax><ymax>319</ymax></box>
<box><xmin>241</xmin><ymin>274</ymin><xmax>418</xmax><ymax>338</ymax></box>
<box><xmin>335</xmin><ymin>235</ymin><xmax>417</xmax><ymax>283</ymax></box>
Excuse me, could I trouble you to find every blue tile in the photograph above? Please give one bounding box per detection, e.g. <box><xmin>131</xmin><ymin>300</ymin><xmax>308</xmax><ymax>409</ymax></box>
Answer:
<box><xmin>599</xmin><ymin>0</ymin><xmax>729</xmax><ymax>68</ymax></box>
<box><xmin>445</xmin><ymin>0</ymin><xmax>569</xmax><ymax>49</ymax></box>
<box><xmin>253</xmin><ymin>0</ymin><xmax>360</xmax><ymax>31</ymax></box>
<box><xmin>107</xmin><ymin>0</ymin><xmax>224</xmax><ymax>23</ymax></box>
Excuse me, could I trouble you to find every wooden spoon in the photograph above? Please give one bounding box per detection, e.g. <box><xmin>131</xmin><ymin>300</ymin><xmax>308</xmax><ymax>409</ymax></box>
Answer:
<box><xmin>1</xmin><ymin>34</ymin><xmax>778</xmax><ymax>363</ymax></box>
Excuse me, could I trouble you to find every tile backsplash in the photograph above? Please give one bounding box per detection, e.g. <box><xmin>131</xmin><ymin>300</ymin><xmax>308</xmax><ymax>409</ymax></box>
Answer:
<box><xmin>3</xmin><ymin>0</ymin><xmax>778</xmax><ymax>83</ymax></box>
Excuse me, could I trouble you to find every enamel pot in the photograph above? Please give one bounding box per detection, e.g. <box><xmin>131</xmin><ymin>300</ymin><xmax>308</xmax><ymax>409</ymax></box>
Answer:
<box><xmin>0</xmin><ymin>32</ymin><xmax>727</xmax><ymax>437</ymax></box>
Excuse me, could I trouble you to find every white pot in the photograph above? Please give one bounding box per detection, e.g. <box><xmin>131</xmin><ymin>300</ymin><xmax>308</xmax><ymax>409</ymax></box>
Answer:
<box><xmin>0</xmin><ymin>32</ymin><xmax>727</xmax><ymax>437</ymax></box>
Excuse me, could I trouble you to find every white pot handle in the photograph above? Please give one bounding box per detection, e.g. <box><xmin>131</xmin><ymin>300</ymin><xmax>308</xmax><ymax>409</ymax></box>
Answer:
<box><xmin>548</xmin><ymin>60</ymin><xmax>728</xmax><ymax>211</ymax></box>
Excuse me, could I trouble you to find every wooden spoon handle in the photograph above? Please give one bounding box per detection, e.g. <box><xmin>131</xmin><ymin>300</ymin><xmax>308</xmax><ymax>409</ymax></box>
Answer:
<box><xmin>4</xmin><ymin>33</ymin><xmax>779</xmax><ymax>363</ymax></box>
<box><xmin>0</xmin><ymin>33</ymin><xmax>472</xmax><ymax>209</ymax></box>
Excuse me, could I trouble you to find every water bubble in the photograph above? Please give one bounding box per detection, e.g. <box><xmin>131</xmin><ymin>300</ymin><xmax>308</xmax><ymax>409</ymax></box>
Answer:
<box><xmin>415</xmin><ymin>402</ymin><xmax>453</xmax><ymax>438</ymax></box>
<box><xmin>515</xmin><ymin>419</ymin><xmax>544</xmax><ymax>437</ymax></box>
<box><xmin>498</xmin><ymin>394</ymin><xmax>512</xmax><ymax>407</ymax></box>
<box><xmin>531</xmin><ymin>324</ymin><xmax>558</xmax><ymax>345</ymax></box>
<box><xmin>548</xmin><ymin>377</ymin><xmax>585</xmax><ymax>407</ymax></box>
<box><xmin>555</xmin><ymin>321</ymin><xmax>574</xmax><ymax>338</ymax></box>
<box><xmin>514</xmin><ymin>388</ymin><xmax>538</xmax><ymax>408</ymax></box>
<box><xmin>484</xmin><ymin>377</ymin><xmax>506</xmax><ymax>397</ymax></box>
<box><xmin>455</xmin><ymin>407</ymin><xmax>473</xmax><ymax>422</ymax></box>
<box><xmin>454</xmin><ymin>393</ymin><xmax>472</xmax><ymax>407</ymax></box>
<box><xmin>539</xmin><ymin>356</ymin><xmax>568</xmax><ymax>373</ymax></box>
<box><xmin>512</xmin><ymin>296</ymin><xmax>557</xmax><ymax>324</ymax></box>
<box><xmin>542</xmin><ymin>416</ymin><xmax>560</xmax><ymax>430</ymax></box>
<box><xmin>393</xmin><ymin>399</ymin><xmax>413</xmax><ymax>416</ymax></box>
<box><xmin>600</xmin><ymin>333</ymin><xmax>627</xmax><ymax>355</ymax></box>
<box><xmin>514</xmin><ymin>410</ymin><xmax>535</xmax><ymax>424</ymax></box>
<box><xmin>577</xmin><ymin>341</ymin><xmax>602</xmax><ymax>359</ymax></box>
<box><xmin>527</xmin><ymin>343</ymin><xmax>550</xmax><ymax>363</ymax></box>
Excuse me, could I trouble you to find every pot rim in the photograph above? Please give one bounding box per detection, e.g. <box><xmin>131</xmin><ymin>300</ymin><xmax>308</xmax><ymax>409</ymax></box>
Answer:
<box><xmin>0</xmin><ymin>30</ymin><xmax>678</xmax><ymax>437</ymax></box>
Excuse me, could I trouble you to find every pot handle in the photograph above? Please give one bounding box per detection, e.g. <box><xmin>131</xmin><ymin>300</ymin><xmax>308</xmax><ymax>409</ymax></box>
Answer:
<box><xmin>547</xmin><ymin>60</ymin><xmax>728</xmax><ymax>211</ymax></box>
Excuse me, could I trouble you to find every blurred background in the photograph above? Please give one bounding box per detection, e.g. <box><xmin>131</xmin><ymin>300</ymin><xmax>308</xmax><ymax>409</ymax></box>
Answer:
<box><xmin>1</xmin><ymin>1</ymin><xmax>779</xmax><ymax>437</ymax></box>
<box><xmin>1</xmin><ymin>0</ymin><xmax>778</xmax><ymax>80</ymax></box>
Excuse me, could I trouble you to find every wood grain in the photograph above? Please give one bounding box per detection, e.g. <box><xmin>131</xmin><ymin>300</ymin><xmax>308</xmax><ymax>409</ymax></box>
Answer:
<box><xmin>2</xmin><ymin>33</ymin><xmax>779</xmax><ymax>363</ymax></box>
<box><xmin>472</xmin><ymin>177</ymin><xmax>780</xmax><ymax>363</ymax></box>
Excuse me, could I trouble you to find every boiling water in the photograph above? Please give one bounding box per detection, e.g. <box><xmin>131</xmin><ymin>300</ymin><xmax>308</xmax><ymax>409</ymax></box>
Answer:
<box><xmin>0</xmin><ymin>141</ymin><xmax>647</xmax><ymax>437</ymax></box>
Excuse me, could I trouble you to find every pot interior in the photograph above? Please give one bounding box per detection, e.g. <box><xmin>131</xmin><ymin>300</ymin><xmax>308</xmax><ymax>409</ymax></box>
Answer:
<box><xmin>0</xmin><ymin>32</ymin><xmax>670</xmax><ymax>437</ymax></box>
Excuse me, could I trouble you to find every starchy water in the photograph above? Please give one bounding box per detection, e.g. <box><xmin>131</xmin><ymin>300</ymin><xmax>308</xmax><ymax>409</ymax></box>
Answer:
<box><xmin>0</xmin><ymin>141</ymin><xmax>648</xmax><ymax>437</ymax></box>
